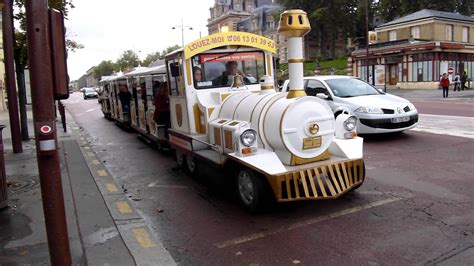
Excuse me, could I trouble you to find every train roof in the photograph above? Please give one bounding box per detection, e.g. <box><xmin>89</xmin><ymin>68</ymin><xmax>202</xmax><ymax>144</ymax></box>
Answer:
<box><xmin>124</xmin><ymin>65</ymin><xmax>167</xmax><ymax>77</ymax></box>
<box><xmin>182</xmin><ymin>31</ymin><xmax>276</xmax><ymax>59</ymax></box>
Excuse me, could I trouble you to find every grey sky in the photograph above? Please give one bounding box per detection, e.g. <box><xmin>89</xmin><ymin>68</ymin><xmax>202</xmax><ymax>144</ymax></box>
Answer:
<box><xmin>66</xmin><ymin>0</ymin><xmax>215</xmax><ymax>80</ymax></box>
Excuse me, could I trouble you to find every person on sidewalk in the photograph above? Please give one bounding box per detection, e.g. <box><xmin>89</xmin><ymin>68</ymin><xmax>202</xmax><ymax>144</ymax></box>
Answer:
<box><xmin>453</xmin><ymin>73</ymin><xmax>461</xmax><ymax>91</ymax></box>
<box><xmin>440</xmin><ymin>73</ymin><xmax>450</xmax><ymax>98</ymax></box>
<box><xmin>461</xmin><ymin>71</ymin><xmax>467</xmax><ymax>91</ymax></box>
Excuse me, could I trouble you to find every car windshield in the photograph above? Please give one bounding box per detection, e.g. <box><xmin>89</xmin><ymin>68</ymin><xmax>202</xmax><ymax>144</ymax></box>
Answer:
<box><xmin>85</xmin><ymin>88</ymin><xmax>96</xmax><ymax>93</ymax></box>
<box><xmin>325</xmin><ymin>78</ymin><xmax>381</xmax><ymax>97</ymax></box>
<box><xmin>191</xmin><ymin>51</ymin><xmax>265</xmax><ymax>89</ymax></box>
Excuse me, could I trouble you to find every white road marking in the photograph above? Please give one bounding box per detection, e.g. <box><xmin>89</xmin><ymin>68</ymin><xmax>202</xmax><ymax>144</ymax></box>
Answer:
<box><xmin>147</xmin><ymin>181</ymin><xmax>188</xmax><ymax>189</ymax></box>
<box><xmin>215</xmin><ymin>197</ymin><xmax>402</xmax><ymax>248</ymax></box>
<box><xmin>410</xmin><ymin>114</ymin><xmax>474</xmax><ymax>139</ymax></box>
<box><xmin>86</xmin><ymin>108</ymin><xmax>97</xmax><ymax>113</ymax></box>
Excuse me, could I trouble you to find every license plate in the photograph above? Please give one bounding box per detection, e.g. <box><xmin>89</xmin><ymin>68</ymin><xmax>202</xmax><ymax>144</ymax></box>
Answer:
<box><xmin>391</xmin><ymin>116</ymin><xmax>410</xmax><ymax>123</ymax></box>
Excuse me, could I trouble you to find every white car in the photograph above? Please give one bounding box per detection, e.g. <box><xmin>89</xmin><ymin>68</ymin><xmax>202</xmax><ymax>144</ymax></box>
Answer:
<box><xmin>281</xmin><ymin>75</ymin><xmax>418</xmax><ymax>134</ymax></box>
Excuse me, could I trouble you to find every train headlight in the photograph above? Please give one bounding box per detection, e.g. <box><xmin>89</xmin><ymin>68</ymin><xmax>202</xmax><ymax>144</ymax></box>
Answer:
<box><xmin>240</xmin><ymin>129</ymin><xmax>257</xmax><ymax>147</ymax></box>
<box><xmin>343</xmin><ymin>116</ymin><xmax>357</xmax><ymax>131</ymax></box>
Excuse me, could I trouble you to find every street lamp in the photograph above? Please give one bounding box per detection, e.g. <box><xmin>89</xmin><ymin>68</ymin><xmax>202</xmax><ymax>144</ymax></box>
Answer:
<box><xmin>172</xmin><ymin>19</ymin><xmax>193</xmax><ymax>48</ymax></box>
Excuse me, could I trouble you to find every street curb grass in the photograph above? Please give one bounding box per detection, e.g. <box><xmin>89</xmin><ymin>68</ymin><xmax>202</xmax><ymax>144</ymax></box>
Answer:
<box><xmin>66</xmin><ymin>115</ymin><xmax>176</xmax><ymax>266</ymax></box>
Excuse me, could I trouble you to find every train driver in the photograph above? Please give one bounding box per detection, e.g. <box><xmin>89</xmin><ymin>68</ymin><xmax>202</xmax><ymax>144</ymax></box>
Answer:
<box><xmin>213</xmin><ymin>61</ymin><xmax>244</xmax><ymax>86</ymax></box>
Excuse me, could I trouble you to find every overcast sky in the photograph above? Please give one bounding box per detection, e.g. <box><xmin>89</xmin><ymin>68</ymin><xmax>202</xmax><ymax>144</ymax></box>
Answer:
<box><xmin>65</xmin><ymin>0</ymin><xmax>215</xmax><ymax>80</ymax></box>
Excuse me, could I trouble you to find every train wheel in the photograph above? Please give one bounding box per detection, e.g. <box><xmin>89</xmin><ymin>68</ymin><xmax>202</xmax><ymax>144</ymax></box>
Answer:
<box><xmin>175</xmin><ymin>150</ymin><xmax>186</xmax><ymax>169</ymax></box>
<box><xmin>236</xmin><ymin>168</ymin><xmax>267</xmax><ymax>212</ymax></box>
<box><xmin>186</xmin><ymin>156</ymin><xmax>198</xmax><ymax>176</ymax></box>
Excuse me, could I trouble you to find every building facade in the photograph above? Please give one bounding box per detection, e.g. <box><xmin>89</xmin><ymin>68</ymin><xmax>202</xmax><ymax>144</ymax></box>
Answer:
<box><xmin>352</xmin><ymin>9</ymin><xmax>474</xmax><ymax>89</ymax></box>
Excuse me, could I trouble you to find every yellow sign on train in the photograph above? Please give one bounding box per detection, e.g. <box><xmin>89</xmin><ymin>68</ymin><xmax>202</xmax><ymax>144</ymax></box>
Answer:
<box><xmin>184</xmin><ymin>31</ymin><xmax>276</xmax><ymax>59</ymax></box>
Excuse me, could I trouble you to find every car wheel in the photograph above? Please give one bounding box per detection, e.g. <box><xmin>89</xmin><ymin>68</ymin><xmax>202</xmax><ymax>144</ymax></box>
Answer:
<box><xmin>236</xmin><ymin>168</ymin><xmax>270</xmax><ymax>212</ymax></box>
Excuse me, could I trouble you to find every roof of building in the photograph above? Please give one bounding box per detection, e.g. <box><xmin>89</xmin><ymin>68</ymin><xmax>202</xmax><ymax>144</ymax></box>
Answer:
<box><xmin>378</xmin><ymin>9</ymin><xmax>474</xmax><ymax>28</ymax></box>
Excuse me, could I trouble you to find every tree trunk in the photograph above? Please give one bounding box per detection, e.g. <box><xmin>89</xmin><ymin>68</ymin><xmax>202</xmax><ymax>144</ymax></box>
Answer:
<box><xmin>15</xmin><ymin>64</ymin><xmax>29</xmax><ymax>141</ymax></box>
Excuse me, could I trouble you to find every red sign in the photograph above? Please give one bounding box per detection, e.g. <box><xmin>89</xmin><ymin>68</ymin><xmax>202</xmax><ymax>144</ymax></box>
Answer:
<box><xmin>40</xmin><ymin>125</ymin><xmax>52</xmax><ymax>134</ymax></box>
<box><xmin>199</xmin><ymin>52</ymin><xmax>261</xmax><ymax>63</ymax></box>
<box><xmin>448</xmin><ymin>68</ymin><xmax>454</xmax><ymax>75</ymax></box>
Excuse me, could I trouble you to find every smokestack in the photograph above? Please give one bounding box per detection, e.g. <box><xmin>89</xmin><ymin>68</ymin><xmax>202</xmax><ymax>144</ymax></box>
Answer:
<box><xmin>278</xmin><ymin>10</ymin><xmax>311</xmax><ymax>99</ymax></box>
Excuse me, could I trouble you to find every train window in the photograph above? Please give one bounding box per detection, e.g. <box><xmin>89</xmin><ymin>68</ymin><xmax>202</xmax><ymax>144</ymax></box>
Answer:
<box><xmin>191</xmin><ymin>51</ymin><xmax>265</xmax><ymax>89</ymax></box>
<box><xmin>167</xmin><ymin>59</ymin><xmax>180</xmax><ymax>96</ymax></box>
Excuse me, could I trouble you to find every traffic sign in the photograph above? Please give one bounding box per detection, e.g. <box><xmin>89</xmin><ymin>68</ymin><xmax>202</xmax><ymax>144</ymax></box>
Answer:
<box><xmin>448</xmin><ymin>68</ymin><xmax>454</xmax><ymax>75</ymax></box>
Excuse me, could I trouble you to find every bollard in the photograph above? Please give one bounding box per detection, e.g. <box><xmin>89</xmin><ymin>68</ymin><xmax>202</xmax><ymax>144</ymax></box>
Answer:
<box><xmin>0</xmin><ymin>125</ymin><xmax>8</xmax><ymax>209</ymax></box>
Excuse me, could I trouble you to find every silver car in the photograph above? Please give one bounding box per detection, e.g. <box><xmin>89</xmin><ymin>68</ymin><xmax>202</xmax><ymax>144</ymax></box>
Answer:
<box><xmin>282</xmin><ymin>76</ymin><xmax>418</xmax><ymax>134</ymax></box>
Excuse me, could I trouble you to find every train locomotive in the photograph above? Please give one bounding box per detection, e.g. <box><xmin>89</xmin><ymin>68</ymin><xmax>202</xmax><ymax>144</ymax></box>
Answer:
<box><xmin>100</xmin><ymin>10</ymin><xmax>365</xmax><ymax>211</ymax></box>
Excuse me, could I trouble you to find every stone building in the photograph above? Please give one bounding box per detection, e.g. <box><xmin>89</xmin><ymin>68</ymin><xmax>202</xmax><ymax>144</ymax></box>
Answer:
<box><xmin>351</xmin><ymin>9</ymin><xmax>474</xmax><ymax>89</ymax></box>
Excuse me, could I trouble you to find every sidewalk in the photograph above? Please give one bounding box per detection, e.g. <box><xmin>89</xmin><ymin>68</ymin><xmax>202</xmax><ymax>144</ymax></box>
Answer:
<box><xmin>0</xmin><ymin>107</ymin><xmax>173</xmax><ymax>265</ymax></box>
<box><xmin>386</xmin><ymin>87</ymin><xmax>474</xmax><ymax>100</ymax></box>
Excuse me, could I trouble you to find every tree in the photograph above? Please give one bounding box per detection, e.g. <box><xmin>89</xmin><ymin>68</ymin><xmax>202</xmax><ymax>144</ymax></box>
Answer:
<box><xmin>161</xmin><ymin>45</ymin><xmax>181</xmax><ymax>57</ymax></box>
<box><xmin>12</xmin><ymin>0</ymin><xmax>82</xmax><ymax>140</ymax></box>
<box><xmin>115</xmin><ymin>50</ymin><xmax>140</xmax><ymax>72</ymax></box>
<box><xmin>142</xmin><ymin>51</ymin><xmax>161</xmax><ymax>67</ymax></box>
<box><xmin>277</xmin><ymin>0</ymin><xmax>358</xmax><ymax>59</ymax></box>
<box><xmin>93</xmin><ymin>60</ymin><xmax>116</xmax><ymax>79</ymax></box>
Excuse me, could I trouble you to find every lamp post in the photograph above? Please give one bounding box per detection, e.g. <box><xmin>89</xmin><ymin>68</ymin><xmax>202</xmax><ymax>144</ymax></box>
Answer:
<box><xmin>365</xmin><ymin>0</ymin><xmax>370</xmax><ymax>83</ymax></box>
<box><xmin>172</xmin><ymin>19</ymin><xmax>193</xmax><ymax>48</ymax></box>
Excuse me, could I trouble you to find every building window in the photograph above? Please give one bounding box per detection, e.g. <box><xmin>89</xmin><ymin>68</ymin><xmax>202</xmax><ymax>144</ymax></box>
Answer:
<box><xmin>389</xmin><ymin>30</ymin><xmax>397</xmax><ymax>41</ymax></box>
<box><xmin>446</xmin><ymin>25</ymin><xmax>453</xmax><ymax>41</ymax></box>
<box><xmin>462</xmin><ymin>26</ymin><xmax>469</xmax><ymax>42</ymax></box>
<box><xmin>410</xmin><ymin>26</ymin><xmax>420</xmax><ymax>39</ymax></box>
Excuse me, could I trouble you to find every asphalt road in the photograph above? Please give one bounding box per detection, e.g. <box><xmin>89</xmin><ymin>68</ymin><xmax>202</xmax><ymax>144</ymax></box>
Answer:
<box><xmin>63</xmin><ymin>92</ymin><xmax>474</xmax><ymax>265</ymax></box>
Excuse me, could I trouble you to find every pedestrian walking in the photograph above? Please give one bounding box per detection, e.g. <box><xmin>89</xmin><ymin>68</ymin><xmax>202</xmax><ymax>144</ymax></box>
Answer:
<box><xmin>440</xmin><ymin>73</ymin><xmax>450</xmax><ymax>98</ymax></box>
<box><xmin>461</xmin><ymin>71</ymin><xmax>468</xmax><ymax>91</ymax></box>
<box><xmin>453</xmin><ymin>73</ymin><xmax>461</xmax><ymax>91</ymax></box>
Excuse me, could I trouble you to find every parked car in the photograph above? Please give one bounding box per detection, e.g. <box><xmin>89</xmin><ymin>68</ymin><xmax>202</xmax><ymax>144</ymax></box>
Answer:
<box><xmin>83</xmin><ymin>87</ymin><xmax>98</xmax><ymax>100</ymax></box>
<box><xmin>281</xmin><ymin>76</ymin><xmax>418</xmax><ymax>134</ymax></box>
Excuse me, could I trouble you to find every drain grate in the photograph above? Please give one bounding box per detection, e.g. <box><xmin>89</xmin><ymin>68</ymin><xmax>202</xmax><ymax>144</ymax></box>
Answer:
<box><xmin>7</xmin><ymin>175</ymin><xmax>40</xmax><ymax>194</ymax></box>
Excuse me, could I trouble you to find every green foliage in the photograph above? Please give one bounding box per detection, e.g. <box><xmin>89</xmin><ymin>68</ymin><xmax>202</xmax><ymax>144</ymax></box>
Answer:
<box><xmin>93</xmin><ymin>60</ymin><xmax>116</xmax><ymax>79</ymax></box>
<box><xmin>277</xmin><ymin>58</ymin><xmax>348</xmax><ymax>78</ymax></box>
<box><xmin>115</xmin><ymin>50</ymin><xmax>140</xmax><ymax>72</ymax></box>
<box><xmin>277</xmin><ymin>0</ymin><xmax>359</xmax><ymax>59</ymax></box>
<box><xmin>142</xmin><ymin>51</ymin><xmax>162</xmax><ymax>67</ymax></box>
<box><xmin>13</xmin><ymin>0</ymin><xmax>83</xmax><ymax>69</ymax></box>
<box><xmin>161</xmin><ymin>45</ymin><xmax>181</xmax><ymax>57</ymax></box>
<box><xmin>377</xmin><ymin>0</ymin><xmax>472</xmax><ymax>21</ymax></box>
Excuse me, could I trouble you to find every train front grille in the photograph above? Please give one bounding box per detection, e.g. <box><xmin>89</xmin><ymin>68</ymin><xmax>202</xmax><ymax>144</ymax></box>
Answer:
<box><xmin>275</xmin><ymin>159</ymin><xmax>365</xmax><ymax>201</ymax></box>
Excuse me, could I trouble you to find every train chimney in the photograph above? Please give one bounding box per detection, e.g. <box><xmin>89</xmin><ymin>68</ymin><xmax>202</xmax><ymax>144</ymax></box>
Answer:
<box><xmin>278</xmin><ymin>10</ymin><xmax>311</xmax><ymax>99</ymax></box>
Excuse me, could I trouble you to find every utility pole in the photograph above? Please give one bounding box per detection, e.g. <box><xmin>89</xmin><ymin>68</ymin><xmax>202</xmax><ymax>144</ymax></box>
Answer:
<box><xmin>2</xmin><ymin>0</ymin><xmax>23</xmax><ymax>153</ymax></box>
<box><xmin>25</xmin><ymin>0</ymin><xmax>72</xmax><ymax>264</ymax></box>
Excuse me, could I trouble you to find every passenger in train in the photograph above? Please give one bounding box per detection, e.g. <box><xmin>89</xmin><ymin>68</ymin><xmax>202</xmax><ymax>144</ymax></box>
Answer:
<box><xmin>140</xmin><ymin>82</ymin><xmax>147</xmax><ymax>101</ymax></box>
<box><xmin>118</xmin><ymin>84</ymin><xmax>131</xmax><ymax>113</ymax></box>
<box><xmin>193</xmin><ymin>67</ymin><xmax>202</xmax><ymax>83</ymax></box>
<box><xmin>153</xmin><ymin>82</ymin><xmax>170</xmax><ymax>129</ymax></box>
<box><xmin>213</xmin><ymin>61</ymin><xmax>244</xmax><ymax>86</ymax></box>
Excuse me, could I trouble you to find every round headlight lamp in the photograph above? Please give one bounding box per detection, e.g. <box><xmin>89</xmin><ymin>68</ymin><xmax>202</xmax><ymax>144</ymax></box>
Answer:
<box><xmin>343</xmin><ymin>116</ymin><xmax>357</xmax><ymax>131</ymax></box>
<box><xmin>240</xmin><ymin>129</ymin><xmax>257</xmax><ymax>147</ymax></box>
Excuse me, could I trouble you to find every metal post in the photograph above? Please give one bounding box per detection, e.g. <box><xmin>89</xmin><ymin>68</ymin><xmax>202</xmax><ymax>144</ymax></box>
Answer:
<box><xmin>58</xmin><ymin>100</ymin><xmax>66</xmax><ymax>132</ymax></box>
<box><xmin>25</xmin><ymin>0</ymin><xmax>72</xmax><ymax>264</ymax></box>
<box><xmin>181</xmin><ymin>19</ymin><xmax>185</xmax><ymax>48</ymax></box>
<box><xmin>0</xmin><ymin>125</ymin><xmax>8</xmax><ymax>209</ymax></box>
<box><xmin>365</xmin><ymin>0</ymin><xmax>370</xmax><ymax>82</ymax></box>
<box><xmin>2</xmin><ymin>0</ymin><xmax>23</xmax><ymax>153</ymax></box>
